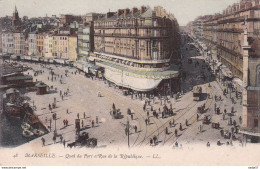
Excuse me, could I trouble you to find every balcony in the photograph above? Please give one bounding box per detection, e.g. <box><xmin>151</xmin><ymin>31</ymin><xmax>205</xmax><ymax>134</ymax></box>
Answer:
<box><xmin>217</xmin><ymin>28</ymin><xmax>243</xmax><ymax>33</ymax></box>
<box><xmin>94</xmin><ymin>33</ymin><xmax>168</xmax><ymax>39</ymax></box>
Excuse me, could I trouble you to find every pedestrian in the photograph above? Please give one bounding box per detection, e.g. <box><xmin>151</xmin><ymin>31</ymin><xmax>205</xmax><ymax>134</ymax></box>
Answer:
<box><xmin>169</xmin><ymin>121</ymin><xmax>172</xmax><ymax>128</ymax></box>
<box><xmin>147</xmin><ymin>111</ymin><xmax>149</xmax><ymax>117</ymax></box>
<box><xmin>96</xmin><ymin>116</ymin><xmax>98</xmax><ymax>124</ymax></box>
<box><xmin>53</xmin><ymin>135</ymin><xmax>56</xmax><ymax>144</ymax></box>
<box><xmin>62</xmin><ymin>95</ymin><xmax>63</xmax><ymax>100</ymax></box>
<box><xmin>145</xmin><ymin>119</ymin><xmax>148</xmax><ymax>125</ymax></box>
<box><xmin>172</xmin><ymin>119</ymin><xmax>175</xmax><ymax>126</ymax></box>
<box><xmin>92</xmin><ymin>120</ymin><xmax>94</xmax><ymax>128</ymax></box>
<box><xmin>125</xmin><ymin>128</ymin><xmax>128</xmax><ymax>136</ymax></box>
<box><xmin>134</xmin><ymin>125</ymin><xmax>137</xmax><ymax>133</ymax></box>
<box><xmin>207</xmin><ymin>142</ymin><xmax>210</xmax><ymax>147</ymax></box>
<box><xmin>84</xmin><ymin>112</ymin><xmax>86</xmax><ymax>119</ymax></box>
<box><xmin>199</xmin><ymin>125</ymin><xmax>202</xmax><ymax>132</ymax></box>
<box><xmin>175</xmin><ymin>141</ymin><xmax>178</xmax><ymax>147</ymax></box>
<box><xmin>179</xmin><ymin>123</ymin><xmax>182</xmax><ymax>131</ymax></box>
<box><xmin>224</xmin><ymin>109</ymin><xmax>227</xmax><ymax>114</ymax></box>
<box><xmin>186</xmin><ymin>119</ymin><xmax>188</xmax><ymax>126</ymax></box>
<box><xmin>150</xmin><ymin>138</ymin><xmax>153</xmax><ymax>145</ymax></box>
<box><xmin>131</xmin><ymin>114</ymin><xmax>133</xmax><ymax>120</ymax></box>
<box><xmin>233</xmin><ymin>120</ymin><xmax>237</xmax><ymax>127</ymax></box>
<box><xmin>60</xmin><ymin>135</ymin><xmax>63</xmax><ymax>143</ymax></box>
<box><xmin>148</xmin><ymin>117</ymin><xmax>150</xmax><ymax>124</ymax></box>
<box><xmin>175</xmin><ymin>129</ymin><xmax>178</xmax><ymax>137</ymax></box>
<box><xmin>63</xmin><ymin>140</ymin><xmax>66</xmax><ymax>148</ymax></box>
<box><xmin>63</xmin><ymin>119</ymin><xmax>66</xmax><ymax>127</ymax></box>
<box><xmin>153</xmin><ymin>135</ymin><xmax>157</xmax><ymax>145</ymax></box>
<box><xmin>239</xmin><ymin>116</ymin><xmax>242</xmax><ymax>124</ymax></box>
<box><xmin>197</xmin><ymin>114</ymin><xmax>199</xmax><ymax>121</ymax></box>
<box><xmin>223</xmin><ymin>113</ymin><xmax>225</xmax><ymax>120</ymax></box>
<box><xmin>82</xmin><ymin>120</ymin><xmax>84</xmax><ymax>127</ymax></box>
<box><xmin>214</xmin><ymin>103</ymin><xmax>217</xmax><ymax>113</ymax></box>
<box><xmin>41</xmin><ymin>137</ymin><xmax>45</xmax><ymax>147</ymax></box>
<box><xmin>66</xmin><ymin>109</ymin><xmax>69</xmax><ymax>114</ymax></box>
<box><xmin>165</xmin><ymin>127</ymin><xmax>168</xmax><ymax>135</ymax></box>
<box><xmin>77</xmin><ymin>113</ymin><xmax>79</xmax><ymax>119</ymax></box>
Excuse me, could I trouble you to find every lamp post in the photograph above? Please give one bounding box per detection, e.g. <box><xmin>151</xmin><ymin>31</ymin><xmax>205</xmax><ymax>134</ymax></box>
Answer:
<box><xmin>49</xmin><ymin>118</ymin><xmax>52</xmax><ymax>132</ymax></box>
<box><xmin>126</xmin><ymin>118</ymin><xmax>130</xmax><ymax>148</ymax></box>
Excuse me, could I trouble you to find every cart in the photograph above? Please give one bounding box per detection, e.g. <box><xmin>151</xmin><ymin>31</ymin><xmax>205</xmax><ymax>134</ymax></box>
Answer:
<box><xmin>203</xmin><ymin>115</ymin><xmax>211</xmax><ymax>124</ymax></box>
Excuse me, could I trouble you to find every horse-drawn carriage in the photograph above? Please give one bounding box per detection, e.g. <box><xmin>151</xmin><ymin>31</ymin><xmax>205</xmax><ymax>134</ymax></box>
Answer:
<box><xmin>211</xmin><ymin>122</ymin><xmax>220</xmax><ymax>129</ymax></box>
<box><xmin>110</xmin><ymin>103</ymin><xmax>123</xmax><ymax>119</ymax></box>
<box><xmin>67</xmin><ymin>132</ymin><xmax>97</xmax><ymax>148</ymax></box>
<box><xmin>110</xmin><ymin>108</ymin><xmax>123</xmax><ymax>119</ymax></box>
<box><xmin>197</xmin><ymin>104</ymin><xmax>206</xmax><ymax>114</ymax></box>
<box><xmin>203</xmin><ymin>115</ymin><xmax>211</xmax><ymax>124</ymax></box>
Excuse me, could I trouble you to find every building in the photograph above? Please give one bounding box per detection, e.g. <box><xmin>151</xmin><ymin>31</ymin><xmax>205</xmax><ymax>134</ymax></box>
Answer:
<box><xmin>190</xmin><ymin>0</ymin><xmax>260</xmax><ymax>142</ymax></box>
<box><xmin>0</xmin><ymin>31</ymin><xmax>2</xmax><ymax>53</ymax></box>
<box><xmin>202</xmin><ymin>14</ymin><xmax>221</xmax><ymax>63</ymax></box>
<box><xmin>77</xmin><ymin>24</ymin><xmax>93</xmax><ymax>61</ymax></box>
<box><xmin>68</xmin><ymin>34</ymin><xmax>77</xmax><ymax>61</ymax></box>
<box><xmin>28</xmin><ymin>31</ymin><xmax>37</xmax><ymax>56</ymax></box>
<box><xmin>2</xmin><ymin>31</ymin><xmax>14</xmax><ymax>54</ymax></box>
<box><xmin>52</xmin><ymin>34</ymin><xmax>69</xmax><ymax>59</ymax></box>
<box><xmin>12</xmin><ymin>6</ymin><xmax>21</xmax><ymax>29</ymax></box>
<box><xmin>13</xmin><ymin>31</ymin><xmax>25</xmax><ymax>55</ymax></box>
<box><xmin>91</xmin><ymin>6</ymin><xmax>181</xmax><ymax>92</ymax></box>
<box><xmin>60</xmin><ymin>14</ymin><xmax>83</xmax><ymax>25</ymax></box>
<box><xmin>36</xmin><ymin>33</ymin><xmax>45</xmax><ymax>57</ymax></box>
<box><xmin>44</xmin><ymin>33</ymin><xmax>53</xmax><ymax>58</ymax></box>
<box><xmin>84</xmin><ymin>13</ymin><xmax>105</xmax><ymax>24</ymax></box>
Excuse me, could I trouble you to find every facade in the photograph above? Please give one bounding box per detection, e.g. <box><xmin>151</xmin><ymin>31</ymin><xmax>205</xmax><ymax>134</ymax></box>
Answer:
<box><xmin>13</xmin><ymin>31</ymin><xmax>25</xmax><ymax>55</ymax></box>
<box><xmin>52</xmin><ymin>34</ymin><xmax>69</xmax><ymax>59</ymax></box>
<box><xmin>44</xmin><ymin>33</ymin><xmax>53</xmax><ymax>58</ymax></box>
<box><xmin>36</xmin><ymin>33</ymin><xmax>45</xmax><ymax>57</ymax></box>
<box><xmin>91</xmin><ymin>6</ymin><xmax>181</xmax><ymax>92</ymax></box>
<box><xmin>2</xmin><ymin>31</ymin><xmax>14</xmax><ymax>54</ymax></box>
<box><xmin>0</xmin><ymin>32</ymin><xmax>2</xmax><ymax>53</ymax></box>
<box><xmin>68</xmin><ymin>35</ymin><xmax>77</xmax><ymax>61</ymax></box>
<box><xmin>78</xmin><ymin>24</ymin><xmax>92</xmax><ymax>61</ymax></box>
<box><xmin>28</xmin><ymin>32</ymin><xmax>37</xmax><ymax>56</ymax></box>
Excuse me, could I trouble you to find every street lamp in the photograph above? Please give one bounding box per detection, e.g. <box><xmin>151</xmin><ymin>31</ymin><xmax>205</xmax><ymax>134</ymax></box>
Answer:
<box><xmin>126</xmin><ymin>118</ymin><xmax>130</xmax><ymax>148</ymax></box>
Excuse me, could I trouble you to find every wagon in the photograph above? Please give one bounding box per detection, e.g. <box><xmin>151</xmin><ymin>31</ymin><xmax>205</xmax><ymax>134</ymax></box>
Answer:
<box><xmin>110</xmin><ymin>109</ymin><xmax>123</xmax><ymax>119</ymax></box>
<box><xmin>203</xmin><ymin>115</ymin><xmax>211</xmax><ymax>124</ymax></box>
<box><xmin>86</xmin><ymin>138</ymin><xmax>97</xmax><ymax>148</ymax></box>
<box><xmin>211</xmin><ymin>122</ymin><xmax>220</xmax><ymax>129</ymax></box>
<box><xmin>197</xmin><ymin>104</ymin><xmax>205</xmax><ymax>114</ymax></box>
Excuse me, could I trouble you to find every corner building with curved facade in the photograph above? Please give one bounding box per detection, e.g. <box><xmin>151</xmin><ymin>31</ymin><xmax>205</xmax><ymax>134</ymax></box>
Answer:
<box><xmin>91</xmin><ymin>6</ymin><xmax>181</xmax><ymax>93</ymax></box>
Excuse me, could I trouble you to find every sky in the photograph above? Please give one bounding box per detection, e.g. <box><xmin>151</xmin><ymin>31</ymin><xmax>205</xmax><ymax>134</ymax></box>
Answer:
<box><xmin>0</xmin><ymin>0</ymin><xmax>239</xmax><ymax>26</ymax></box>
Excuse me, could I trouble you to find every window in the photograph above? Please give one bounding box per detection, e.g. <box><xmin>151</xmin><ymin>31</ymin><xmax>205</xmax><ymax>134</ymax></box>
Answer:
<box><xmin>254</xmin><ymin>119</ymin><xmax>258</xmax><ymax>128</ymax></box>
<box><xmin>257</xmin><ymin>65</ymin><xmax>260</xmax><ymax>87</ymax></box>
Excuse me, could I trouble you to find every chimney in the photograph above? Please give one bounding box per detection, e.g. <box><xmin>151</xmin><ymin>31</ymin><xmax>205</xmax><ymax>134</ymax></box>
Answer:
<box><xmin>124</xmin><ymin>8</ymin><xmax>130</xmax><ymax>18</ymax></box>
<box><xmin>106</xmin><ymin>12</ymin><xmax>115</xmax><ymax>18</ymax></box>
<box><xmin>118</xmin><ymin>9</ymin><xmax>123</xmax><ymax>16</ymax></box>
<box><xmin>132</xmin><ymin>7</ymin><xmax>138</xmax><ymax>16</ymax></box>
<box><xmin>141</xmin><ymin>6</ymin><xmax>147</xmax><ymax>14</ymax></box>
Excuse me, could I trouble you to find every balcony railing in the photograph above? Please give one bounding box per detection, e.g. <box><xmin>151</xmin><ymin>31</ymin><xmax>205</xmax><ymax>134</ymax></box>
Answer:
<box><xmin>94</xmin><ymin>33</ymin><xmax>168</xmax><ymax>39</ymax></box>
